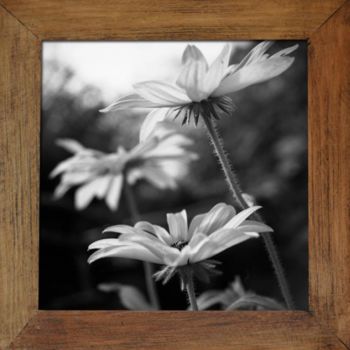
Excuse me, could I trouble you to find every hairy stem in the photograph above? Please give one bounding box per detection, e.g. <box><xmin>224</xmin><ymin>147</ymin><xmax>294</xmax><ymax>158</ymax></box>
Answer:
<box><xmin>185</xmin><ymin>274</ymin><xmax>198</xmax><ymax>311</ymax></box>
<box><xmin>202</xmin><ymin>115</ymin><xmax>294</xmax><ymax>309</ymax></box>
<box><xmin>124</xmin><ymin>181</ymin><xmax>160</xmax><ymax>310</ymax></box>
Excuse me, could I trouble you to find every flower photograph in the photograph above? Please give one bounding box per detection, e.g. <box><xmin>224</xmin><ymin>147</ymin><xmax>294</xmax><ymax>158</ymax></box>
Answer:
<box><xmin>41</xmin><ymin>41</ymin><xmax>307</xmax><ymax>311</ymax></box>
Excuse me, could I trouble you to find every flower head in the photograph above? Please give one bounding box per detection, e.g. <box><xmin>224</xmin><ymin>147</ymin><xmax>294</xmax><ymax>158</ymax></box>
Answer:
<box><xmin>101</xmin><ymin>41</ymin><xmax>298</xmax><ymax>141</ymax></box>
<box><xmin>88</xmin><ymin>203</ymin><xmax>273</xmax><ymax>284</ymax></box>
<box><xmin>50</xmin><ymin>122</ymin><xmax>198</xmax><ymax>210</ymax></box>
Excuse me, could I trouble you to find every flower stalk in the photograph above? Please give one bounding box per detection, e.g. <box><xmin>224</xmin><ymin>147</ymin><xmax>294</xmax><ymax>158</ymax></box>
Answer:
<box><xmin>180</xmin><ymin>268</ymin><xmax>198</xmax><ymax>311</ymax></box>
<box><xmin>202</xmin><ymin>114</ymin><xmax>294</xmax><ymax>309</ymax></box>
<box><xmin>124</xmin><ymin>181</ymin><xmax>160</xmax><ymax>310</ymax></box>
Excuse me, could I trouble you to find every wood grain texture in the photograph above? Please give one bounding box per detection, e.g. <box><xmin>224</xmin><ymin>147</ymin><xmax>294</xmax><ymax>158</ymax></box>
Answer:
<box><xmin>0</xmin><ymin>5</ymin><xmax>40</xmax><ymax>349</ymax></box>
<box><xmin>9</xmin><ymin>311</ymin><xmax>348</xmax><ymax>350</ymax></box>
<box><xmin>0</xmin><ymin>0</ymin><xmax>346</xmax><ymax>40</ymax></box>
<box><xmin>309</xmin><ymin>0</ymin><xmax>350</xmax><ymax>346</ymax></box>
<box><xmin>0</xmin><ymin>0</ymin><xmax>350</xmax><ymax>348</ymax></box>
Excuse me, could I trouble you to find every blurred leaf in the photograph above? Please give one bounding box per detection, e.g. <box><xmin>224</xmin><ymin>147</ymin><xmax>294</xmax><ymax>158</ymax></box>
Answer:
<box><xmin>98</xmin><ymin>283</ymin><xmax>156</xmax><ymax>310</ymax></box>
<box><xmin>226</xmin><ymin>294</ymin><xmax>284</xmax><ymax>310</ymax></box>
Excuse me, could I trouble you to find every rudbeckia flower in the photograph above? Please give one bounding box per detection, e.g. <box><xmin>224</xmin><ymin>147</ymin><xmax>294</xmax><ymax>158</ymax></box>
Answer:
<box><xmin>100</xmin><ymin>41</ymin><xmax>298</xmax><ymax>141</ymax></box>
<box><xmin>50</xmin><ymin>122</ymin><xmax>198</xmax><ymax>210</ymax></box>
<box><xmin>88</xmin><ymin>203</ymin><xmax>273</xmax><ymax>284</ymax></box>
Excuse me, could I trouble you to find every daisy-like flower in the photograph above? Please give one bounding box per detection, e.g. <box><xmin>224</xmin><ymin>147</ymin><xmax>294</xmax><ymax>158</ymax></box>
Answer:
<box><xmin>88</xmin><ymin>203</ymin><xmax>273</xmax><ymax>285</ymax></box>
<box><xmin>50</xmin><ymin>122</ymin><xmax>198</xmax><ymax>211</ymax></box>
<box><xmin>100</xmin><ymin>41</ymin><xmax>298</xmax><ymax>141</ymax></box>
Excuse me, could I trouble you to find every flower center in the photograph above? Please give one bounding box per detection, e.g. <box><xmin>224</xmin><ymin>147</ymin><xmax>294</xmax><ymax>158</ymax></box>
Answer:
<box><xmin>172</xmin><ymin>96</ymin><xmax>235</xmax><ymax>126</ymax></box>
<box><xmin>172</xmin><ymin>240</ymin><xmax>188</xmax><ymax>251</ymax></box>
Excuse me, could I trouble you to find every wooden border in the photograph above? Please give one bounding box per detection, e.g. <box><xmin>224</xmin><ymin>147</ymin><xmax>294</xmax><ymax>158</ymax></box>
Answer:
<box><xmin>0</xmin><ymin>1</ymin><xmax>349</xmax><ymax>348</ymax></box>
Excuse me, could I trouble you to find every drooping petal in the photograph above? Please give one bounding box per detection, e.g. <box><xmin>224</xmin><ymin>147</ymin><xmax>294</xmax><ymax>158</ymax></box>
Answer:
<box><xmin>88</xmin><ymin>245</ymin><xmax>163</xmax><ymax>264</ymax></box>
<box><xmin>213</xmin><ymin>56</ymin><xmax>295</xmax><ymax>96</ymax></box>
<box><xmin>99</xmin><ymin>93</ymin><xmax>163</xmax><ymax>113</ymax></box>
<box><xmin>166</xmin><ymin>210</ymin><xmax>188</xmax><ymax>242</ymax></box>
<box><xmin>105</xmin><ymin>174</ymin><xmax>124</xmax><ymax>211</ymax></box>
<box><xmin>139</xmin><ymin>108</ymin><xmax>171</xmax><ymax>142</ymax></box>
<box><xmin>134</xmin><ymin>81</ymin><xmax>191</xmax><ymax>105</ymax></box>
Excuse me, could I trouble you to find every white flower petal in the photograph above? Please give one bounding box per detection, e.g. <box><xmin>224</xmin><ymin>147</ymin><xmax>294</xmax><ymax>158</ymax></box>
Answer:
<box><xmin>204</xmin><ymin>44</ymin><xmax>231</xmax><ymax>96</ymax></box>
<box><xmin>74</xmin><ymin>176</ymin><xmax>110</xmax><ymax>210</ymax></box>
<box><xmin>167</xmin><ymin>245</ymin><xmax>192</xmax><ymax>266</ymax></box>
<box><xmin>181</xmin><ymin>45</ymin><xmax>208</xmax><ymax>66</ymax></box>
<box><xmin>103</xmin><ymin>224</ymin><xmax>139</xmax><ymax>235</ymax></box>
<box><xmin>50</xmin><ymin>158</ymin><xmax>77</xmax><ymax>178</ymax></box>
<box><xmin>88</xmin><ymin>245</ymin><xmax>163</xmax><ymax>264</ymax></box>
<box><xmin>222</xmin><ymin>206</ymin><xmax>262</xmax><ymax>230</ymax></box>
<box><xmin>56</xmin><ymin>139</ymin><xmax>85</xmax><ymax>154</ymax></box>
<box><xmin>139</xmin><ymin>165</ymin><xmax>178</xmax><ymax>189</ymax></box>
<box><xmin>139</xmin><ymin>108</ymin><xmax>170</xmax><ymax>142</ymax></box>
<box><xmin>176</xmin><ymin>46</ymin><xmax>209</xmax><ymax>102</ymax></box>
<box><xmin>213</xmin><ymin>56</ymin><xmax>295</xmax><ymax>96</ymax></box>
<box><xmin>105</xmin><ymin>175</ymin><xmax>124</xmax><ymax>211</ymax></box>
<box><xmin>122</xmin><ymin>235</ymin><xmax>180</xmax><ymax>263</ymax></box>
<box><xmin>207</xmin><ymin>229</ymin><xmax>253</xmax><ymax>257</ymax></box>
<box><xmin>194</xmin><ymin>203</ymin><xmax>236</xmax><ymax>236</ymax></box>
<box><xmin>237</xmin><ymin>41</ymin><xmax>273</xmax><ymax>68</ymax></box>
<box><xmin>188</xmin><ymin>212</ymin><xmax>206</xmax><ymax>238</ymax></box>
<box><xmin>88</xmin><ymin>238</ymin><xmax>124</xmax><ymax>250</ymax></box>
<box><xmin>99</xmin><ymin>93</ymin><xmax>163</xmax><ymax>112</ymax></box>
<box><xmin>166</xmin><ymin>210</ymin><xmax>188</xmax><ymax>242</ymax></box>
<box><xmin>188</xmin><ymin>232</ymin><xmax>208</xmax><ymax>249</ymax></box>
<box><xmin>134</xmin><ymin>81</ymin><xmax>191</xmax><ymax>105</ymax></box>
<box><xmin>271</xmin><ymin>44</ymin><xmax>299</xmax><ymax>58</ymax></box>
<box><xmin>135</xmin><ymin>221</ymin><xmax>172</xmax><ymax>245</ymax></box>
<box><xmin>190</xmin><ymin>238</ymin><xmax>219</xmax><ymax>263</ymax></box>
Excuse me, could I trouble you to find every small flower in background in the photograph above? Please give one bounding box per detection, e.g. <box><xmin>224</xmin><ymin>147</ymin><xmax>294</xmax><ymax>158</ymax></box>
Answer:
<box><xmin>98</xmin><ymin>283</ymin><xmax>156</xmax><ymax>310</ymax></box>
<box><xmin>100</xmin><ymin>41</ymin><xmax>298</xmax><ymax>141</ymax></box>
<box><xmin>88</xmin><ymin>203</ymin><xmax>273</xmax><ymax>285</ymax></box>
<box><xmin>50</xmin><ymin>122</ymin><xmax>198</xmax><ymax>210</ymax></box>
<box><xmin>195</xmin><ymin>276</ymin><xmax>284</xmax><ymax>310</ymax></box>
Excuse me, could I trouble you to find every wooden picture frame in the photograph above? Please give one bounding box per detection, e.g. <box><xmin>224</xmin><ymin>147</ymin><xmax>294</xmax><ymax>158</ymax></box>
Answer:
<box><xmin>0</xmin><ymin>1</ymin><xmax>349</xmax><ymax>348</ymax></box>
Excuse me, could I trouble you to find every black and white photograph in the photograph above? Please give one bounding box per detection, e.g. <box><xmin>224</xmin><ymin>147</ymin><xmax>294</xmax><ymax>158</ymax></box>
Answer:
<box><xmin>41</xmin><ymin>40</ymin><xmax>307</xmax><ymax>311</ymax></box>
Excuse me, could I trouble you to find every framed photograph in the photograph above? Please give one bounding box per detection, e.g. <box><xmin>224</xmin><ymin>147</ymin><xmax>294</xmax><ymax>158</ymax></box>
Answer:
<box><xmin>1</xmin><ymin>1</ymin><xmax>349</xmax><ymax>349</ymax></box>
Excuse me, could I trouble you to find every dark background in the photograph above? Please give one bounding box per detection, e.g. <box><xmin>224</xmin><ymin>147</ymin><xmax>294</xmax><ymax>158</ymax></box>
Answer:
<box><xmin>40</xmin><ymin>41</ymin><xmax>307</xmax><ymax>310</ymax></box>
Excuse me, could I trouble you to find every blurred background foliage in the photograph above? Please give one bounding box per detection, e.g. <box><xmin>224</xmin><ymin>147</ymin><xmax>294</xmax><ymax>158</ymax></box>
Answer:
<box><xmin>40</xmin><ymin>41</ymin><xmax>307</xmax><ymax>310</ymax></box>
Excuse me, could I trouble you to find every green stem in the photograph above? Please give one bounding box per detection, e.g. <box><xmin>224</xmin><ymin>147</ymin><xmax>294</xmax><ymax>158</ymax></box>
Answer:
<box><xmin>124</xmin><ymin>181</ymin><xmax>160</xmax><ymax>310</ymax></box>
<box><xmin>202</xmin><ymin>115</ymin><xmax>294</xmax><ymax>310</ymax></box>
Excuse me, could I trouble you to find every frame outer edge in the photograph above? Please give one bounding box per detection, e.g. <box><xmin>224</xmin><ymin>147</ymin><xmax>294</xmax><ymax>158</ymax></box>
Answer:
<box><xmin>308</xmin><ymin>0</ymin><xmax>350</xmax><ymax>346</ymax></box>
<box><xmin>0</xmin><ymin>5</ymin><xmax>40</xmax><ymax>349</ymax></box>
